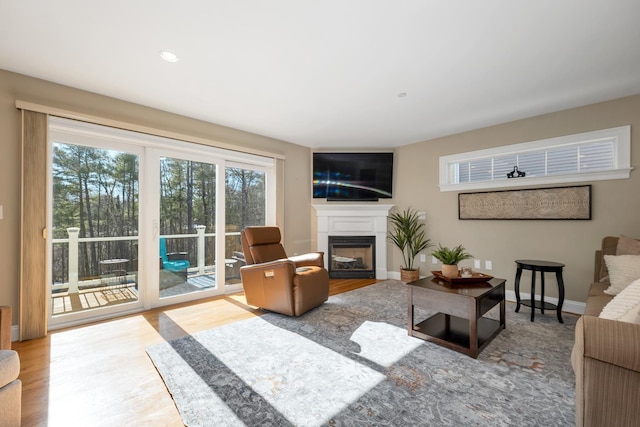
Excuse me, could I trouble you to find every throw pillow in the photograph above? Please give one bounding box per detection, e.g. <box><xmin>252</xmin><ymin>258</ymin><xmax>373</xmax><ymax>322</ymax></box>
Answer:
<box><xmin>617</xmin><ymin>235</ymin><xmax>640</xmax><ymax>255</ymax></box>
<box><xmin>619</xmin><ymin>302</ymin><xmax>640</xmax><ymax>324</ymax></box>
<box><xmin>603</xmin><ymin>255</ymin><xmax>640</xmax><ymax>295</ymax></box>
<box><xmin>600</xmin><ymin>277</ymin><xmax>640</xmax><ymax>324</ymax></box>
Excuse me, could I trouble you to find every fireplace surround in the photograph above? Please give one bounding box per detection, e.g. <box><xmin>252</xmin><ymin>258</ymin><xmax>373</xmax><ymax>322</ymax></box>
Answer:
<box><xmin>312</xmin><ymin>204</ymin><xmax>393</xmax><ymax>280</ymax></box>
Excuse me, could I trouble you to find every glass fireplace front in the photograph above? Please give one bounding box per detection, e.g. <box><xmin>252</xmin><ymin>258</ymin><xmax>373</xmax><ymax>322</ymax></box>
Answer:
<box><xmin>328</xmin><ymin>236</ymin><xmax>375</xmax><ymax>279</ymax></box>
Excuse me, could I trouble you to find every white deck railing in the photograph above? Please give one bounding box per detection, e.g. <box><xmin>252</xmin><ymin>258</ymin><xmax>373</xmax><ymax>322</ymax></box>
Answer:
<box><xmin>52</xmin><ymin>226</ymin><xmax>241</xmax><ymax>293</ymax></box>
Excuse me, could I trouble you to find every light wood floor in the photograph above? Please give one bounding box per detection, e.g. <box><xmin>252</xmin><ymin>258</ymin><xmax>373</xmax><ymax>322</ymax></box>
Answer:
<box><xmin>13</xmin><ymin>278</ymin><xmax>378</xmax><ymax>427</ymax></box>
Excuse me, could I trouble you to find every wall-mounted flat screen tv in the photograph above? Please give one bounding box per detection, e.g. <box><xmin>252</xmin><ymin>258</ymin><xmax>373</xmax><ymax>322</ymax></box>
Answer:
<box><xmin>313</xmin><ymin>152</ymin><xmax>393</xmax><ymax>201</ymax></box>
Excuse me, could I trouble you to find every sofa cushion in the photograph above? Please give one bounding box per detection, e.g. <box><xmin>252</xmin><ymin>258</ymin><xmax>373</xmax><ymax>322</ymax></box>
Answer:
<box><xmin>617</xmin><ymin>235</ymin><xmax>640</xmax><ymax>255</ymax></box>
<box><xmin>588</xmin><ymin>281</ymin><xmax>609</xmax><ymax>297</ymax></box>
<box><xmin>598</xmin><ymin>236</ymin><xmax>620</xmax><ymax>281</ymax></box>
<box><xmin>600</xmin><ymin>278</ymin><xmax>640</xmax><ymax>324</ymax></box>
<box><xmin>584</xmin><ymin>294</ymin><xmax>613</xmax><ymax>317</ymax></box>
<box><xmin>620</xmin><ymin>304</ymin><xmax>640</xmax><ymax>324</ymax></box>
<box><xmin>603</xmin><ymin>255</ymin><xmax>640</xmax><ymax>295</ymax></box>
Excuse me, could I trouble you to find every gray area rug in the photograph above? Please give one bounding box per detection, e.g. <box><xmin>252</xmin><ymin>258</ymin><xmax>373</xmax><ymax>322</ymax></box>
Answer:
<box><xmin>146</xmin><ymin>280</ymin><xmax>577</xmax><ymax>426</ymax></box>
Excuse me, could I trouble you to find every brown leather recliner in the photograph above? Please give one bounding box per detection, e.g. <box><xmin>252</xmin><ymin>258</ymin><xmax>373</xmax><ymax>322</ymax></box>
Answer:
<box><xmin>240</xmin><ymin>226</ymin><xmax>329</xmax><ymax>316</ymax></box>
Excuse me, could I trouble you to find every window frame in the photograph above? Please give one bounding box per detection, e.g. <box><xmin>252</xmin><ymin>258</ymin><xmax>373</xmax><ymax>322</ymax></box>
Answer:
<box><xmin>438</xmin><ymin>126</ymin><xmax>632</xmax><ymax>192</ymax></box>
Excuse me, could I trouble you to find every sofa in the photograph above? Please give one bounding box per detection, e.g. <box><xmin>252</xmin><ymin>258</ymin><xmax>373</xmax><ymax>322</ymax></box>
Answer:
<box><xmin>571</xmin><ymin>236</ymin><xmax>640</xmax><ymax>427</ymax></box>
<box><xmin>0</xmin><ymin>350</ymin><xmax>21</xmax><ymax>427</ymax></box>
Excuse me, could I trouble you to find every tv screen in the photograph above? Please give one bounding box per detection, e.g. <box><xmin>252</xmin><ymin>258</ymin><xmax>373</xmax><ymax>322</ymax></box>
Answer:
<box><xmin>313</xmin><ymin>152</ymin><xmax>393</xmax><ymax>200</ymax></box>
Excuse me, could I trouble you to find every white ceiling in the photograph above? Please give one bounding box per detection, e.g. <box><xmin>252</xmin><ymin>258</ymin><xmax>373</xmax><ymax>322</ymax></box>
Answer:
<box><xmin>1</xmin><ymin>1</ymin><xmax>639</xmax><ymax>149</ymax></box>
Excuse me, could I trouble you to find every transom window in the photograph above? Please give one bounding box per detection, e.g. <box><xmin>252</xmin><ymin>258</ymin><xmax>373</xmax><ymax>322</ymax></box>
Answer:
<box><xmin>439</xmin><ymin>126</ymin><xmax>631</xmax><ymax>192</ymax></box>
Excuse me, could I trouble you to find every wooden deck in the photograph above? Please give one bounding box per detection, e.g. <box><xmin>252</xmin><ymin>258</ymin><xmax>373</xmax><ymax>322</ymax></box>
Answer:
<box><xmin>51</xmin><ymin>284</ymin><xmax>139</xmax><ymax>315</ymax></box>
<box><xmin>14</xmin><ymin>278</ymin><xmax>378</xmax><ymax>427</ymax></box>
<box><xmin>51</xmin><ymin>273</ymin><xmax>226</xmax><ymax>315</ymax></box>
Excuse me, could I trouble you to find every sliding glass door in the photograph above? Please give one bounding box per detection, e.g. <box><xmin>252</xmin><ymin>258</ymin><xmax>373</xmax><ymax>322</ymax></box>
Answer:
<box><xmin>49</xmin><ymin>136</ymin><xmax>144</xmax><ymax>327</ymax></box>
<box><xmin>157</xmin><ymin>155</ymin><xmax>220</xmax><ymax>299</ymax></box>
<box><xmin>48</xmin><ymin>117</ymin><xmax>275</xmax><ymax>328</ymax></box>
<box><xmin>151</xmin><ymin>156</ymin><xmax>272</xmax><ymax>301</ymax></box>
<box><xmin>224</xmin><ymin>164</ymin><xmax>267</xmax><ymax>292</ymax></box>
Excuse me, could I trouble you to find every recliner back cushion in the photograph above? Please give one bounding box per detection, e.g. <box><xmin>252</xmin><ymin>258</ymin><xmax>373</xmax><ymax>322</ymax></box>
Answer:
<box><xmin>243</xmin><ymin>226</ymin><xmax>288</xmax><ymax>264</ymax></box>
<box><xmin>244</xmin><ymin>227</ymin><xmax>281</xmax><ymax>246</ymax></box>
<box><xmin>250</xmin><ymin>244</ymin><xmax>288</xmax><ymax>264</ymax></box>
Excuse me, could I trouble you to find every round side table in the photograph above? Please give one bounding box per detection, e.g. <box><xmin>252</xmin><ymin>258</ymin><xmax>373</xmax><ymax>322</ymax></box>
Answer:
<box><xmin>514</xmin><ymin>259</ymin><xmax>565</xmax><ymax>323</ymax></box>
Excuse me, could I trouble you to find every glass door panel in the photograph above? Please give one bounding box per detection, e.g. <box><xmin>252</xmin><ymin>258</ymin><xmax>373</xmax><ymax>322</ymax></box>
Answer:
<box><xmin>159</xmin><ymin>156</ymin><xmax>218</xmax><ymax>298</ymax></box>
<box><xmin>50</xmin><ymin>142</ymin><xmax>141</xmax><ymax>323</ymax></box>
<box><xmin>49</xmin><ymin>118</ymin><xmax>277</xmax><ymax>325</ymax></box>
<box><xmin>225</xmin><ymin>165</ymin><xmax>266</xmax><ymax>291</ymax></box>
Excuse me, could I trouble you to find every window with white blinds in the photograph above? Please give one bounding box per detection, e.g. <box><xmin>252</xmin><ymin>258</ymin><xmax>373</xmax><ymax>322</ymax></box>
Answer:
<box><xmin>439</xmin><ymin>126</ymin><xmax>631</xmax><ymax>192</ymax></box>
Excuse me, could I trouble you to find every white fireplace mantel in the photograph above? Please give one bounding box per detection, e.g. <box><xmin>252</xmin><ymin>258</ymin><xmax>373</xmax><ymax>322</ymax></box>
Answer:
<box><xmin>312</xmin><ymin>203</ymin><xmax>394</xmax><ymax>279</ymax></box>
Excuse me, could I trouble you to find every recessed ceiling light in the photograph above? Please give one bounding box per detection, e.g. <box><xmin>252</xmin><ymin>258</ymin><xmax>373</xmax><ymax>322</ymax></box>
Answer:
<box><xmin>160</xmin><ymin>50</ymin><xmax>179</xmax><ymax>63</ymax></box>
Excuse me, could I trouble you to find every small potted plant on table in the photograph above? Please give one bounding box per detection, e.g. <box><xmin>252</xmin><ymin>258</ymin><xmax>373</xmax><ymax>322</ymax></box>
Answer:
<box><xmin>388</xmin><ymin>207</ymin><xmax>432</xmax><ymax>283</ymax></box>
<box><xmin>431</xmin><ymin>244</ymin><xmax>474</xmax><ymax>279</ymax></box>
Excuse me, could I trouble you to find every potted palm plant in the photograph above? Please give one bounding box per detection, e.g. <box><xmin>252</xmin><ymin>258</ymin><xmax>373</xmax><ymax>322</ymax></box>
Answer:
<box><xmin>388</xmin><ymin>207</ymin><xmax>432</xmax><ymax>283</ymax></box>
<box><xmin>431</xmin><ymin>244</ymin><xmax>474</xmax><ymax>279</ymax></box>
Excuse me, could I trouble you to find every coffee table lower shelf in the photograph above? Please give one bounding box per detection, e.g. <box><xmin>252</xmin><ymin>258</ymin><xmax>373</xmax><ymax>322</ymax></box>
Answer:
<box><xmin>410</xmin><ymin>313</ymin><xmax>503</xmax><ymax>357</ymax></box>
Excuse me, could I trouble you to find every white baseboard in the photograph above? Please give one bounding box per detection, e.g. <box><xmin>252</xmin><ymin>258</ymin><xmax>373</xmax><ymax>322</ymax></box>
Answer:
<box><xmin>505</xmin><ymin>290</ymin><xmax>585</xmax><ymax>315</ymax></box>
<box><xmin>9</xmin><ymin>278</ymin><xmax>586</xmax><ymax>341</ymax></box>
<box><xmin>387</xmin><ymin>271</ymin><xmax>401</xmax><ymax>280</ymax></box>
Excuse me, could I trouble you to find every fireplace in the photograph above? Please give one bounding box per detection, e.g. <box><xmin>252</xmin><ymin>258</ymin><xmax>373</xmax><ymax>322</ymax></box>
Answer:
<box><xmin>328</xmin><ymin>236</ymin><xmax>376</xmax><ymax>278</ymax></box>
<box><xmin>313</xmin><ymin>203</ymin><xmax>393</xmax><ymax>280</ymax></box>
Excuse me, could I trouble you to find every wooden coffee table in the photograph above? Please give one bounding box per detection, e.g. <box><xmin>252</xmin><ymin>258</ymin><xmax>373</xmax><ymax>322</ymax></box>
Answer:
<box><xmin>407</xmin><ymin>276</ymin><xmax>506</xmax><ymax>358</ymax></box>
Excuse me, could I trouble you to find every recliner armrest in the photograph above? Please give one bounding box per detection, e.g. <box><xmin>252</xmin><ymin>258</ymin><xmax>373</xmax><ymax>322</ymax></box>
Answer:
<box><xmin>240</xmin><ymin>259</ymin><xmax>297</xmax><ymax>286</ymax></box>
<box><xmin>240</xmin><ymin>260</ymin><xmax>298</xmax><ymax>315</ymax></box>
<box><xmin>242</xmin><ymin>258</ymin><xmax>295</xmax><ymax>270</ymax></box>
<box><xmin>288</xmin><ymin>252</ymin><xmax>325</xmax><ymax>268</ymax></box>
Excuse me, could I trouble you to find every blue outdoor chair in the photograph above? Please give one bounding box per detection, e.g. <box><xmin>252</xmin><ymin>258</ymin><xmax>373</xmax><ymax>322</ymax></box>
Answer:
<box><xmin>159</xmin><ymin>238</ymin><xmax>190</xmax><ymax>284</ymax></box>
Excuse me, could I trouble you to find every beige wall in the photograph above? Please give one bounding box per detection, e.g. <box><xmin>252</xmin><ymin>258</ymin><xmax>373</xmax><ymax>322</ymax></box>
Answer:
<box><xmin>391</xmin><ymin>94</ymin><xmax>640</xmax><ymax>303</ymax></box>
<box><xmin>0</xmin><ymin>69</ymin><xmax>312</xmax><ymax>325</ymax></box>
<box><xmin>2</xmin><ymin>68</ymin><xmax>639</xmax><ymax>327</ymax></box>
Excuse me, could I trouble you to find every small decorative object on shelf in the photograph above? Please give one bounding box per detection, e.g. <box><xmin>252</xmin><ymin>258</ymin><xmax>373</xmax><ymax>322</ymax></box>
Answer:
<box><xmin>431</xmin><ymin>244</ymin><xmax>474</xmax><ymax>279</ymax></box>
<box><xmin>431</xmin><ymin>270</ymin><xmax>493</xmax><ymax>284</ymax></box>
<box><xmin>507</xmin><ymin>165</ymin><xmax>526</xmax><ymax>178</ymax></box>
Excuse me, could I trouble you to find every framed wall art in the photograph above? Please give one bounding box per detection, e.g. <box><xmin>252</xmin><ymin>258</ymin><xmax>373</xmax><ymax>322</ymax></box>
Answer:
<box><xmin>458</xmin><ymin>185</ymin><xmax>592</xmax><ymax>220</ymax></box>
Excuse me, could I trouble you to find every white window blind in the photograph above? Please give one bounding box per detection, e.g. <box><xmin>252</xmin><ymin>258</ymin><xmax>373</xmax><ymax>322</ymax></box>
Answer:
<box><xmin>439</xmin><ymin>126</ymin><xmax>631</xmax><ymax>192</ymax></box>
